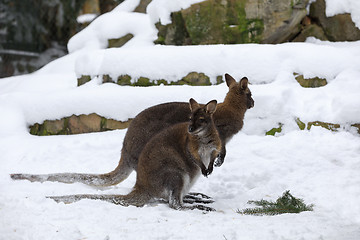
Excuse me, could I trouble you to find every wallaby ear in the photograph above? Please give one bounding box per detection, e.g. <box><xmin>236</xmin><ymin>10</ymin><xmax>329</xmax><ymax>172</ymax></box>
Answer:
<box><xmin>225</xmin><ymin>73</ymin><xmax>236</xmax><ymax>87</ymax></box>
<box><xmin>205</xmin><ymin>100</ymin><xmax>217</xmax><ymax>114</ymax></box>
<box><xmin>240</xmin><ymin>77</ymin><xmax>249</xmax><ymax>90</ymax></box>
<box><xmin>189</xmin><ymin>98</ymin><xmax>200</xmax><ymax>112</ymax></box>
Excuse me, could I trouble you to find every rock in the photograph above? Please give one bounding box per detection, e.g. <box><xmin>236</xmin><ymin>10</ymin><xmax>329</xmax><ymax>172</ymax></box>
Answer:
<box><xmin>108</xmin><ymin>34</ymin><xmax>134</xmax><ymax>48</ymax></box>
<box><xmin>68</xmin><ymin>113</ymin><xmax>102</xmax><ymax>134</ymax></box>
<box><xmin>351</xmin><ymin>124</ymin><xmax>360</xmax><ymax>134</ymax></box>
<box><xmin>117</xmin><ymin>75</ymin><xmax>132</xmax><ymax>85</ymax></box>
<box><xmin>156</xmin><ymin>0</ymin><xmax>309</xmax><ymax>45</ymax></box>
<box><xmin>78</xmin><ymin>72</ymin><xmax>214</xmax><ymax>86</ymax></box>
<box><xmin>103</xmin><ymin>118</ymin><xmax>132</xmax><ymax>130</ymax></box>
<box><xmin>81</xmin><ymin>0</ymin><xmax>100</xmax><ymax>15</ymax></box>
<box><xmin>309</xmin><ymin>0</ymin><xmax>360</xmax><ymax>41</ymax></box>
<box><xmin>294</xmin><ymin>73</ymin><xmax>327</xmax><ymax>88</ymax></box>
<box><xmin>134</xmin><ymin>77</ymin><xmax>153</xmax><ymax>86</ymax></box>
<box><xmin>78</xmin><ymin>75</ymin><xmax>91</xmax><ymax>86</ymax></box>
<box><xmin>134</xmin><ymin>0</ymin><xmax>152</xmax><ymax>13</ymax></box>
<box><xmin>102</xmin><ymin>75</ymin><xmax>114</xmax><ymax>83</ymax></box>
<box><xmin>43</xmin><ymin>119</ymin><xmax>65</xmax><ymax>135</ymax></box>
<box><xmin>292</xmin><ymin>23</ymin><xmax>328</xmax><ymax>42</ymax></box>
<box><xmin>178</xmin><ymin>72</ymin><xmax>211</xmax><ymax>86</ymax></box>
<box><xmin>155</xmin><ymin>12</ymin><xmax>191</xmax><ymax>45</ymax></box>
<box><xmin>29</xmin><ymin>114</ymin><xmax>133</xmax><ymax>135</ymax></box>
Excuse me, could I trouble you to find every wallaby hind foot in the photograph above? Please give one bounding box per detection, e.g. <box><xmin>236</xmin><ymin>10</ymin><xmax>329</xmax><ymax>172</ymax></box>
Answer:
<box><xmin>183</xmin><ymin>192</ymin><xmax>214</xmax><ymax>204</ymax></box>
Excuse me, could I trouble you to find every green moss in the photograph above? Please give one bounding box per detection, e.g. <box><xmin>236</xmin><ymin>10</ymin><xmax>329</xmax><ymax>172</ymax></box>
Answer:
<box><xmin>216</xmin><ymin>75</ymin><xmax>224</xmax><ymax>84</ymax></box>
<box><xmin>295</xmin><ymin>118</ymin><xmax>306</xmax><ymax>130</ymax></box>
<box><xmin>307</xmin><ymin>121</ymin><xmax>340</xmax><ymax>131</ymax></box>
<box><xmin>100</xmin><ymin>117</ymin><xmax>107</xmax><ymax>131</ymax></box>
<box><xmin>294</xmin><ymin>73</ymin><xmax>327</xmax><ymax>88</ymax></box>
<box><xmin>108</xmin><ymin>33</ymin><xmax>134</xmax><ymax>48</ymax></box>
<box><xmin>77</xmin><ymin>75</ymin><xmax>91</xmax><ymax>86</ymax></box>
<box><xmin>266</xmin><ymin>123</ymin><xmax>283</xmax><ymax>136</ymax></box>
<box><xmin>179</xmin><ymin>72</ymin><xmax>211</xmax><ymax>86</ymax></box>
<box><xmin>155</xmin><ymin>79</ymin><xmax>169</xmax><ymax>85</ymax></box>
<box><xmin>102</xmin><ymin>75</ymin><xmax>113</xmax><ymax>83</ymax></box>
<box><xmin>224</xmin><ymin>0</ymin><xmax>264</xmax><ymax>43</ymax></box>
<box><xmin>117</xmin><ymin>75</ymin><xmax>132</xmax><ymax>85</ymax></box>
<box><xmin>134</xmin><ymin>77</ymin><xmax>153</xmax><ymax>86</ymax></box>
<box><xmin>29</xmin><ymin>123</ymin><xmax>40</xmax><ymax>135</ymax></box>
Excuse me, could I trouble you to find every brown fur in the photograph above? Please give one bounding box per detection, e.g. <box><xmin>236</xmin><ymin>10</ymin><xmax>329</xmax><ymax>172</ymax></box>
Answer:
<box><xmin>10</xmin><ymin>73</ymin><xmax>254</xmax><ymax>187</ymax></box>
<box><xmin>48</xmin><ymin>99</ymin><xmax>221</xmax><ymax>211</ymax></box>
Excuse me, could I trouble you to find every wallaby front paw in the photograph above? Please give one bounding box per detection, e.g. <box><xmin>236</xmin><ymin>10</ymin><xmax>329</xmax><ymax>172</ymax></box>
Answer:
<box><xmin>214</xmin><ymin>155</ymin><xmax>224</xmax><ymax>167</ymax></box>
<box><xmin>201</xmin><ymin>168</ymin><xmax>210</xmax><ymax>177</ymax></box>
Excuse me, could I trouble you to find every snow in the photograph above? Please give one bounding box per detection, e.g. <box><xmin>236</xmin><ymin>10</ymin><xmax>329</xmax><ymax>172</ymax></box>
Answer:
<box><xmin>77</xmin><ymin>14</ymin><xmax>98</xmax><ymax>24</ymax></box>
<box><xmin>1</xmin><ymin>0</ymin><xmax>360</xmax><ymax>239</ymax></box>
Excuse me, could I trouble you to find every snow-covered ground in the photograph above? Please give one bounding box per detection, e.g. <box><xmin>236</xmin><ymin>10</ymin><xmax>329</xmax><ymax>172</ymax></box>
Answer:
<box><xmin>1</xmin><ymin>0</ymin><xmax>360</xmax><ymax>239</ymax></box>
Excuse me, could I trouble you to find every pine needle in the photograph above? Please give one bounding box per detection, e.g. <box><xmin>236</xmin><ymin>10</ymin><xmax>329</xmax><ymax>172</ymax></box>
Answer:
<box><xmin>237</xmin><ymin>190</ymin><xmax>314</xmax><ymax>216</ymax></box>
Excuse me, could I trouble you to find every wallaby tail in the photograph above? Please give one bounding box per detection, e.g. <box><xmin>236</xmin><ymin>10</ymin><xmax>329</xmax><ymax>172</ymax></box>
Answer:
<box><xmin>48</xmin><ymin>188</ymin><xmax>151</xmax><ymax>207</ymax></box>
<box><xmin>10</xmin><ymin>156</ymin><xmax>133</xmax><ymax>187</ymax></box>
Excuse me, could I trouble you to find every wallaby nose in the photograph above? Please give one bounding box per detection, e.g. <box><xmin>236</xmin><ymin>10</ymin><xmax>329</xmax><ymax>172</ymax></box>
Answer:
<box><xmin>188</xmin><ymin>125</ymin><xmax>194</xmax><ymax>132</ymax></box>
<box><xmin>248</xmin><ymin>99</ymin><xmax>255</xmax><ymax>109</ymax></box>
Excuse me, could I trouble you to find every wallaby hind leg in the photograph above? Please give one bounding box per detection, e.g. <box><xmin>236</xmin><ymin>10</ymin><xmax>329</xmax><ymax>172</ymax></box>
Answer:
<box><xmin>10</xmin><ymin>155</ymin><xmax>133</xmax><ymax>187</ymax></box>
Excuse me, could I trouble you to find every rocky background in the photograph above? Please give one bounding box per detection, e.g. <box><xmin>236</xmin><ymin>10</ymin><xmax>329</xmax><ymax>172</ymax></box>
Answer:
<box><xmin>2</xmin><ymin>0</ymin><xmax>360</xmax><ymax>135</ymax></box>
<box><xmin>1</xmin><ymin>0</ymin><xmax>360</xmax><ymax>78</ymax></box>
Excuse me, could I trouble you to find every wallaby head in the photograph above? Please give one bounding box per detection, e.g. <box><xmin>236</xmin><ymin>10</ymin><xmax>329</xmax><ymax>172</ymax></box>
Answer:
<box><xmin>224</xmin><ymin>73</ymin><xmax>254</xmax><ymax>110</ymax></box>
<box><xmin>188</xmin><ymin>98</ymin><xmax>217</xmax><ymax>136</ymax></box>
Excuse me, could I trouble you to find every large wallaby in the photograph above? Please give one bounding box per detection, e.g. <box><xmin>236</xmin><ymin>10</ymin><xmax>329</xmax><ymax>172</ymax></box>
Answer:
<box><xmin>48</xmin><ymin>99</ymin><xmax>221</xmax><ymax>211</ymax></box>
<box><xmin>11</xmin><ymin>73</ymin><xmax>254</xmax><ymax>187</ymax></box>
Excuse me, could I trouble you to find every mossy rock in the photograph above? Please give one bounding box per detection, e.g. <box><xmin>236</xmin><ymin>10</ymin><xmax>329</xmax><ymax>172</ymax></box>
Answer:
<box><xmin>77</xmin><ymin>75</ymin><xmax>91</xmax><ymax>86</ymax></box>
<box><xmin>307</xmin><ymin>121</ymin><xmax>340</xmax><ymax>131</ymax></box>
<box><xmin>216</xmin><ymin>75</ymin><xmax>224</xmax><ymax>84</ymax></box>
<box><xmin>182</xmin><ymin>0</ymin><xmax>264</xmax><ymax>44</ymax></box>
<box><xmin>292</xmin><ymin>23</ymin><xmax>328</xmax><ymax>42</ymax></box>
<box><xmin>103</xmin><ymin>74</ymin><xmax>114</xmax><ymax>83</ymax></box>
<box><xmin>80</xmin><ymin>73</ymin><xmax>219</xmax><ymax>87</ymax></box>
<box><xmin>155</xmin><ymin>12</ymin><xmax>191</xmax><ymax>45</ymax></box>
<box><xmin>117</xmin><ymin>75</ymin><xmax>132</xmax><ymax>85</ymax></box>
<box><xmin>134</xmin><ymin>77</ymin><xmax>153</xmax><ymax>86</ymax></box>
<box><xmin>102</xmin><ymin>118</ymin><xmax>132</xmax><ymax>130</ymax></box>
<box><xmin>294</xmin><ymin>73</ymin><xmax>327</xmax><ymax>88</ymax></box>
<box><xmin>177</xmin><ymin>72</ymin><xmax>211</xmax><ymax>86</ymax></box>
<box><xmin>108</xmin><ymin>33</ymin><xmax>134</xmax><ymax>48</ymax></box>
<box><xmin>266</xmin><ymin>123</ymin><xmax>283</xmax><ymax>136</ymax></box>
<box><xmin>29</xmin><ymin>114</ymin><xmax>132</xmax><ymax>136</ymax></box>
<box><xmin>309</xmin><ymin>0</ymin><xmax>360</xmax><ymax>41</ymax></box>
<box><xmin>155</xmin><ymin>0</ymin><xmax>310</xmax><ymax>45</ymax></box>
<box><xmin>68</xmin><ymin>113</ymin><xmax>102</xmax><ymax>134</ymax></box>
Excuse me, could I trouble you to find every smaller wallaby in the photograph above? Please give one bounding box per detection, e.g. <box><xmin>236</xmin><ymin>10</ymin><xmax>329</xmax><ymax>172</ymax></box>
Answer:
<box><xmin>47</xmin><ymin>99</ymin><xmax>221</xmax><ymax>211</ymax></box>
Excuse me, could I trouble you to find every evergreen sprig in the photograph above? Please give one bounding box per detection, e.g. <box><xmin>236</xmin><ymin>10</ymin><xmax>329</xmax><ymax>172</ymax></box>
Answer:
<box><xmin>237</xmin><ymin>190</ymin><xmax>314</xmax><ymax>216</ymax></box>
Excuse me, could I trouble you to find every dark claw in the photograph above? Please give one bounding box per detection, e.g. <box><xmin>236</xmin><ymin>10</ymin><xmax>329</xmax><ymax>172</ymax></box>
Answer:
<box><xmin>201</xmin><ymin>168</ymin><xmax>209</xmax><ymax>177</ymax></box>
